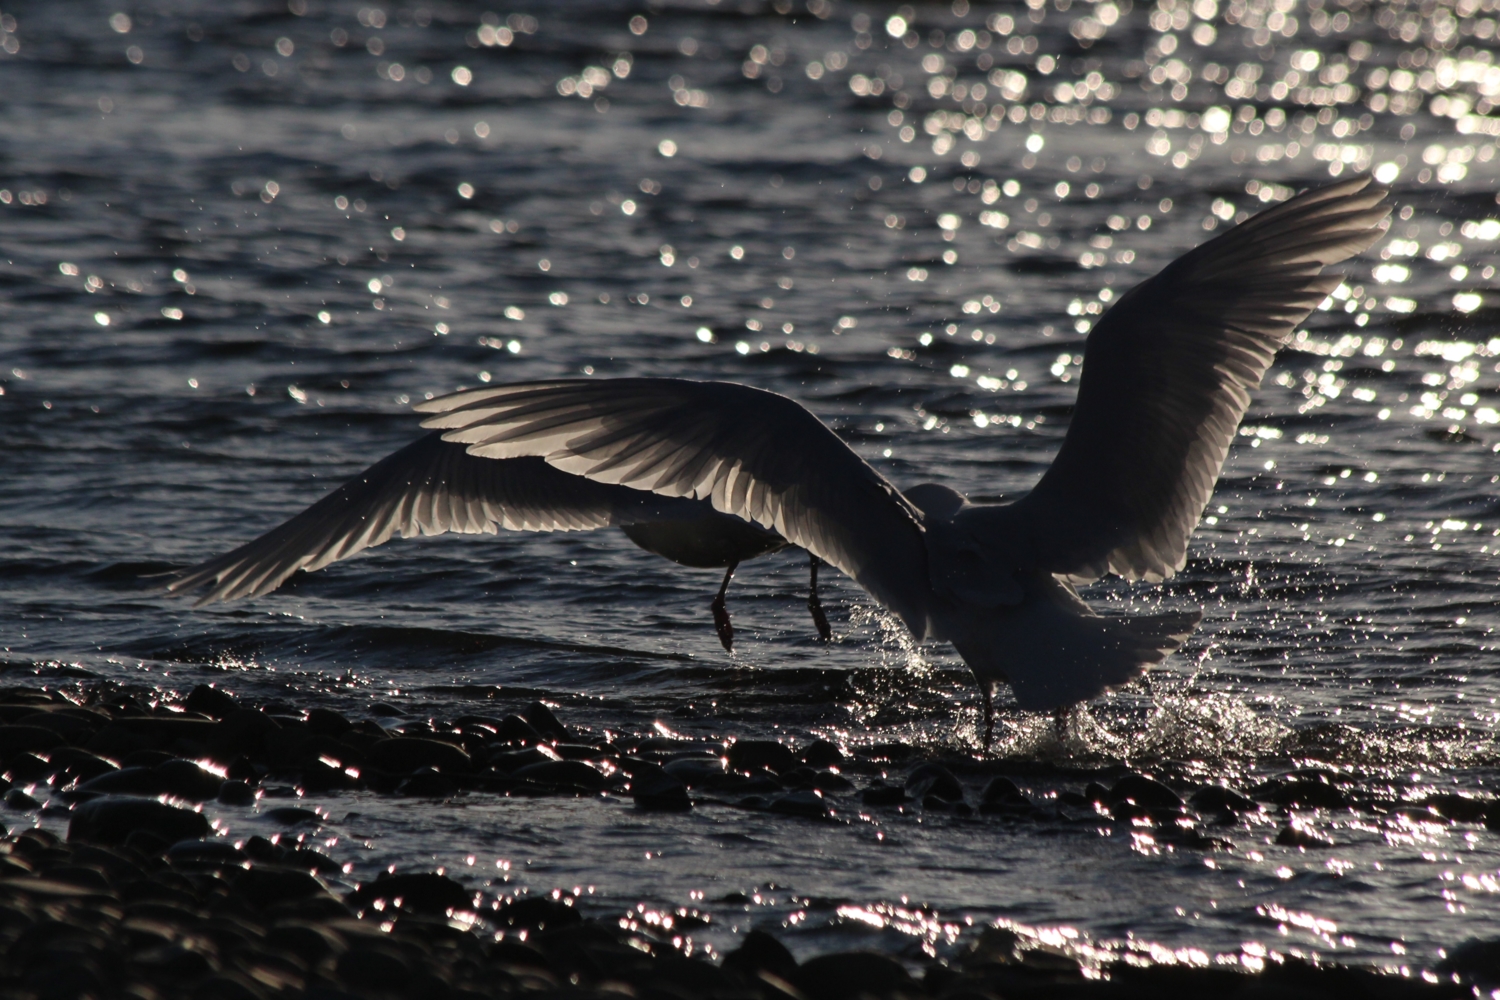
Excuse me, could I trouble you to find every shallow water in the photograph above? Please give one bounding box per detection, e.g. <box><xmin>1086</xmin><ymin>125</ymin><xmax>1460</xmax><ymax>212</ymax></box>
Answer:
<box><xmin>2</xmin><ymin>0</ymin><xmax>1499</xmax><ymax>980</ymax></box>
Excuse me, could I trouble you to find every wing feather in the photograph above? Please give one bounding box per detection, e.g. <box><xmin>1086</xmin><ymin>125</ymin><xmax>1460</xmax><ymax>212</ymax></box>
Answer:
<box><xmin>1012</xmin><ymin>174</ymin><xmax>1390</xmax><ymax>583</ymax></box>
<box><xmin>416</xmin><ymin>379</ymin><xmax>933</xmax><ymax>634</ymax></box>
<box><xmin>166</xmin><ymin>431</ymin><xmax>730</xmax><ymax>604</ymax></box>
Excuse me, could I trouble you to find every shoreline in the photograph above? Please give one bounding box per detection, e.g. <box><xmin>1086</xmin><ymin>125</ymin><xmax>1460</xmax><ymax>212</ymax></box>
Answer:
<box><xmin>0</xmin><ymin>676</ymin><xmax>1491</xmax><ymax>998</ymax></box>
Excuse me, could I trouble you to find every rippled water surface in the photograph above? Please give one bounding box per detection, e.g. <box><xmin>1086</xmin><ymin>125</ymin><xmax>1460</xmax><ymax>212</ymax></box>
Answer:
<box><xmin>3</xmin><ymin>0</ymin><xmax>1500</xmax><ymax>980</ymax></box>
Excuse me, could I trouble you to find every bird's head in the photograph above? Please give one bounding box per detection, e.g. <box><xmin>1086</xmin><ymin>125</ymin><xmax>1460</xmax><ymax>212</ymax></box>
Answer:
<box><xmin>902</xmin><ymin>483</ymin><xmax>968</xmax><ymax>522</ymax></box>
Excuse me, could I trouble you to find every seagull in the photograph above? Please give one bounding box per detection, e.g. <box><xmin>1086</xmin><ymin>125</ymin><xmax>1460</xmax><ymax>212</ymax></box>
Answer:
<box><xmin>169</xmin><ymin>175</ymin><xmax>1389</xmax><ymax>746</ymax></box>
<box><xmin>164</xmin><ymin>432</ymin><xmax>834</xmax><ymax>650</ymax></box>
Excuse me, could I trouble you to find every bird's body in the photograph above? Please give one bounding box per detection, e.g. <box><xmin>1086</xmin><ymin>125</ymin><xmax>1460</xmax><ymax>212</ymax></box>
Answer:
<box><xmin>168</xmin><ymin>175</ymin><xmax>1390</xmax><ymax>741</ymax></box>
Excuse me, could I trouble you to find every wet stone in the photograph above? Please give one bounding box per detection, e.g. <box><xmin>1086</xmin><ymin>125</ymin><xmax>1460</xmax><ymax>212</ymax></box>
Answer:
<box><xmin>154</xmin><ymin>759</ymin><xmax>226</xmax><ymax>801</ymax></box>
<box><xmin>514</xmin><ymin>759</ymin><xmax>609</xmax><ymax>791</ymax></box>
<box><xmin>4</xmin><ymin>788</ymin><xmax>40</xmax><ymax>811</ymax></box>
<box><xmin>1276</xmin><ymin>822</ymin><xmax>1336</xmax><ymax>848</ymax></box>
<box><xmin>348</xmin><ymin>871</ymin><xmax>472</xmax><ymax>916</ymax></box>
<box><xmin>68</xmin><ymin>796</ymin><xmax>210</xmax><ymax>847</ymax></box>
<box><xmin>488</xmin><ymin>745</ymin><xmax>561</xmax><ymax>772</ymax></box>
<box><xmin>631</xmin><ymin>765</ymin><xmax>690</xmax><ymax>811</ymax></box>
<box><xmin>495</xmin><ymin>896</ymin><xmax>583</xmax><ymax>932</ymax></box>
<box><xmin>1271</xmin><ymin>778</ymin><xmax>1350</xmax><ymax>810</ymax></box>
<box><xmin>861</xmin><ymin>780</ymin><xmax>907</xmax><ymax>806</ymax></box>
<box><xmin>769</xmin><ymin>789</ymin><xmax>829</xmax><ymax>819</ymax></box>
<box><xmin>727</xmin><ymin>739</ymin><xmax>799</xmax><ymax>774</ymax></box>
<box><xmin>906</xmin><ymin>763</ymin><xmax>964</xmax><ymax>803</ymax></box>
<box><xmin>797</xmin><ymin>951</ymin><xmax>918</xmax><ymax>1000</ymax></box>
<box><xmin>663</xmin><ymin>756</ymin><xmax>727</xmax><ymax>787</ymax></box>
<box><xmin>1108</xmin><ymin>774</ymin><xmax>1184</xmax><ymax>810</ymax></box>
<box><xmin>722</xmin><ymin>928</ymin><xmax>799</xmax><ymax>983</ymax></box>
<box><xmin>5</xmin><ymin>752</ymin><xmax>55</xmax><ymax>782</ymax></box>
<box><xmin>184</xmin><ymin>684</ymin><xmax>237</xmax><ymax>720</ymax></box>
<box><xmin>522</xmin><ymin>701</ymin><xmax>570</xmax><ymax>741</ymax></box>
<box><xmin>305</xmin><ymin>707</ymin><xmax>352</xmax><ymax>736</ymax></box>
<box><xmin>369</xmin><ymin>737</ymin><xmax>472</xmax><ymax>775</ymax></box>
<box><xmin>800</xmin><ymin>738</ymin><xmax>847</xmax><ymax>769</ymax></box>
<box><xmin>397</xmin><ymin>768</ymin><xmax>458</xmax><ymax>797</ymax></box>
<box><xmin>1190</xmin><ymin>784</ymin><xmax>1259</xmax><ymax>814</ymax></box>
<box><xmin>498</xmin><ymin>715</ymin><xmax>546</xmax><ymax>745</ymax></box>
<box><xmin>262</xmin><ymin>806</ymin><xmax>320</xmax><ymax>826</ymax></box>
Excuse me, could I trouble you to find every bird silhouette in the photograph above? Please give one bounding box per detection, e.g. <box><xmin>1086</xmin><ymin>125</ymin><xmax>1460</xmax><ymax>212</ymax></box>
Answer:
<box><xmin>169</xmin><ymin>175</ymin><xmax>1390</xmax><ymax>747</ymax></box>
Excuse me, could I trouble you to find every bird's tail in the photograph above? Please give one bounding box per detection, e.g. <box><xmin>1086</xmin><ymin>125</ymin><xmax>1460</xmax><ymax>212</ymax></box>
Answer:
<box><xmin>951</xmin><ymin>600</ymin><xmax>1202</xmax><ymax>712</ymax></box>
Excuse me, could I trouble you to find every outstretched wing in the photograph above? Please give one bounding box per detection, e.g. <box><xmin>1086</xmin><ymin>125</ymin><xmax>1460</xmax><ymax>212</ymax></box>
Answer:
<box><xmin>415</xmin><ymin>379</ymin><xmax>933</xmax><ymax>634</ymax></box>
<box><xmin>166</xmin><ymin>431</ymin><xmax>729</xmax><ymax>604</ymax></box>
<box><xmin>1009</xmin><ymin>174</ymin><xmax>1390</xmax><ymax>583</ymax></box>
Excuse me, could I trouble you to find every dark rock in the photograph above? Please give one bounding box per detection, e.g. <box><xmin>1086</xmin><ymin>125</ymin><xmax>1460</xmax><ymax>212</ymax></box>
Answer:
<box><xmin>780</xmin><ymin>767</ymin><xmax>854</xmax><ymax>792</ymax></box>
<box><xmin>631</xmin><ymin>765</ymin><xmax>691</xmax><ymax>811</ymax></box>
<box><xmin>218</xmin><ymin>780</ymin><xmax>256</xmax><ymax>806</ymax></box>
<box><xmin>522</xmin><ymin>701</ymin><xmax>569</xmax><ymax>741</ymax></box>
<box><xmin>800</xmin><ymin>739</ymin><xmax>846</xmax><ymax>768</ymax></box>
<box><xmin>861</xmin><ymin>781</ymin><xmax>907</xmax><ymax>806</ymax></box>
<box><xmin>1108</xmin><ymin>774</ymin><xmax>1184</xmax><ymax>809</ymax></box>
<box><xmin>16</xmin><ymin>711</ymin><xmax>99</xmax><ymax>744</ymax></box>
<box><xmin>553</xmin><ymin>743</ymin><xmax>607</xmax><ymax>761</ymax></box>
<box><xmin>489</xmin><ymin>936</ymin><xmax>550</xmax><ymax>970</ymax></box>
<box><xmin>513</xmin><ymin>760</ymin><xmax>607</xmax><ymax>790</ymax></box>
<box><xmin>299</xmin><ymin>757</ymin><xmax>361</xmax><ymax>793</ymax></box>
<box><xmin>1190</xmin><ymin>784</ymin><xmax>1259</xmax><ymax>813</ymax></box>
<box><xmin>263</xmin><ymin>806</ymin><xmax>320</xmax><ymax>826</ymax></box>
<box><xmin>4</xmin><ymin>788</ymin><xmax>39</xmax><ymax>810</ymax></box>
<box><xmin>154</xmin><ymin>759</ymin><xmax>225</xmax><ymax>801</ymax></box>
<box><xmin>1439</xmin><ymin>937</ymin><xmax>1500</xmax><ymax>980</ymax></box>
<box><xmin>494</xmin><ymin>895</ymin><xmax>582</xmax><ymax>931</ymax></box>
<box><xmin>121</xmin><ymin>749</ymin><xmax>176</xmax><ymax>768</ymax></box>
<box><xmin>1272</xmin><ymin>779</ymin><xmax>1349</xmax><ymax>810</ymax></box>
<box><xmin>234</xmin><ymin>865</ymin><xmax>331</xmax><ymax>908</ymax></box>
<box><xmin>488</xmin><ymin>746</ymin><xmax>561</xmax><ymax>772</ymax></box>
<box><xmin>663</xmin><ymin>756</ymin><xmax>727</xmax><ymax>787</ymax></box>
<box><xmin>1276</xmin><ymin>822</ymin><xmax>1335</xmax><ymax>848</ymax></box>
<box><xmin>1084</xmin><ymin>781</ymin><xmax>1109</xmax><ymax>803</ymax></box>
<box><xmin>5</xmin><ymin>752</ymin><xmax>56</xmax><ymax>782</ymax></box>
<box><xmin>0</xmin><ymin>725</ymin><xmax>65</xmax><ymax>756</ymax></box>
<box><xmin>207</xmin><ymin>709</ymin><xmax>280</xmax><ymax>759</ymax></box>
<box><xmin>267</xmin><ymin>922</ymin><xmax>346</xmax><ymax>965</ymax></box>
<box><xmin>349</xmin><ymin>872</ymin><xmax>473</xmax><ymax>916</ymax></box>
<box><xmin>980</xmin><ymin>777</ymin><xmax>1023</xmax><ymax>803</ymax></box>
<box><xmin>769</xmin><ymin>789</ymin><xmax>829</xmax><ymax>819</ymax></box>
<box><xmin>796</xmin><ymin>951</ymin><xmax>917</xmax><ymax>1000</ymax></box>
<box><xmin>167</xmin><ymin>839</ymin><xmax>246</xmax><ymax>867</ymax></box>
<box><xmin>338</xmin><ymin>946</ymin><xmax>412</xmax><ymax>990</ymax></box>
<box><xmin>68</xmin><ymin>796</ymin><xmax>210</xmax><ymax>846</ymax></box>
<box><xmin>906</xmin><ymin>763</ymin><xmax>963</xmax><ymax>802</ymax></box>
<box><xmin>185</xmin><ymin>684</ymin><xmax>238</xmax><ymax>719</ymax></box>
<box><xmin>723</xmin><ymin>929</ymin><xmax>799</xmax><ymax>983</ymax></box>
<box><xmin>78</xmin><ymin>766</ymin><xmax>167</xmax><ymax>797</ymax></box>
<box><xmin>48</xmin><ymin>748</ymin><xmax>118</xmax><ymax>785</ymax></box>
<box><xmin>370</xmin><ymin>737</ymin><xmax>472</xmax><ymax>775</ymax></box>
<box><xmin>397</xmin><ymin>768</ymin><xmax>458</xmax><ymax>797</ymax></box>
<box><xmin>728</xmin><ymin>739</ymin><xmax>799</xmax><ymax>774</ymax></box>
<box><xmin>1423</xmin><ymin>793</ymin><xmax>1491</xmax><ymax>824</ymax></box>
<box><xmin>498</xmin><ymin>715</ymin><xmax>545</xmax><ymax>744</ymax></box>
<box><xmin>306</xmin><ymin>708</ymin><xmax>352</xmax><ymax>736</ymax></box>
<box><xmin>979</xmin><ymin>776</ymin><xmax>1033</xmax><ymax>815</ymax></box>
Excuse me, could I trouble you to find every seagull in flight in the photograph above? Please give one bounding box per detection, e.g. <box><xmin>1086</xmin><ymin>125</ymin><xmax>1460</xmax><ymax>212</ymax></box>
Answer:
<box><xmin>165</xmin><ymin>434</ymin><xmax>832</xmax><ymax>651</ymax></box>
<box><xmin>168</xmin><ymin>175</ymin><xmax>1389</xmax><ymax>746</ymax></box>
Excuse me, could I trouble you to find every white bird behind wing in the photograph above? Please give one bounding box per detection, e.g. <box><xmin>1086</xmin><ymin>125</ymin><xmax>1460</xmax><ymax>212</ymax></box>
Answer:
<box><xmin>416</xmin><ymin>175</ymin><xmax>1391</xmax><ymax>712</ymax></box>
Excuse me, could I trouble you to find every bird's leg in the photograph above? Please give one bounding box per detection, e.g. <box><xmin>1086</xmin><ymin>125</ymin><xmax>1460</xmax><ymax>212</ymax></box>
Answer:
<box><xmin>711</xmin><ymin>562</ymin><xmax>738</xmax><ymax>652</ymax></box>
<box><xmin>807</xmin><ymin>554</ymin><xmax>832</xmax><ymax>642</ymax></box>
<box><xmin>981</xmin><ymin>683</ymin><xmax>995</xmax><ymax>754</ymax></box>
